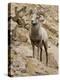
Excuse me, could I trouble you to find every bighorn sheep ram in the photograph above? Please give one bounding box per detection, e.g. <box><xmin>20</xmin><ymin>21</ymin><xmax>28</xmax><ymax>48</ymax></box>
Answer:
<box><xmin>29</xmin><ymin>10</ymin><xmax>48</xmax><ymax>65</ymax></box>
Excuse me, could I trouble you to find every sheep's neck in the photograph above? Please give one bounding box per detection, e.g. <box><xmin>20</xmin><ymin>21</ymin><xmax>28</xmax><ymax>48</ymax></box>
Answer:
<box><xmin>31</xmin><ymin>23</ymin><xmax>40</xmax><ymax>35</ymax></box>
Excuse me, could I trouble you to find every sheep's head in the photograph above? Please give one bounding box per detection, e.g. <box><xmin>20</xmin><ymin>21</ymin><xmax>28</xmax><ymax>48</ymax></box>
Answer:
<box><xmin>31</xmin><ymin>9</ymin><xmax>44</xmax><ymax>26</ymax></box>
<box><xmin>31</xmin><ymin>12</ymin><xmax>39</xmax><ymax>26</ymax></box>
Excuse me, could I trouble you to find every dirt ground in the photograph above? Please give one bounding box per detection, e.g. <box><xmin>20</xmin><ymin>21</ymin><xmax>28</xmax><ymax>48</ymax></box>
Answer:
<box><xmin>8</xmin><ymin>3</ymin><xmax>59</xmax><ymax>76</ymax></box>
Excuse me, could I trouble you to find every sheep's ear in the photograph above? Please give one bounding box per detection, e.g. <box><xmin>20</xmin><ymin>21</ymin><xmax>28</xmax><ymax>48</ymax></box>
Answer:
<box><xmin>39</xmin><ymin>15</ymin><xmax>45</xmax><ymax>22</ymax></box>
<box><xmin>29</xmin><ymin>9</ymin><xmax>33</xmax><ymax>15</ymax></box>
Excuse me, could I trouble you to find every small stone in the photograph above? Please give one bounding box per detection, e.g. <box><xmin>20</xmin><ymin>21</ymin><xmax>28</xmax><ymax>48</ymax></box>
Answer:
<box><xmin>25</xmin><ymin>24</ymin><xmax>30</xmax><ymax>30</ymax></box>
<box><xmin>21</xmin><ymin>69</ymin><xmax>27</xmax><ymax>73</ymax></box>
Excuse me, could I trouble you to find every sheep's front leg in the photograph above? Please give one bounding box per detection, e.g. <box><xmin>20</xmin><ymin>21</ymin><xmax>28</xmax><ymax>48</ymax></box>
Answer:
<box><xmin>40</xmin><ymin>47</ymin><xmax>42</xmax><ymax>61</ymax></box>
<box><xmin>31</xmin><ymin>40</ymin><xmax>35</xmax><ymax>58</ymax></box>
<box><xmin>32</xmin><ymin>44</ymin><xmax>35</xmax><ymax>58</ymax></box>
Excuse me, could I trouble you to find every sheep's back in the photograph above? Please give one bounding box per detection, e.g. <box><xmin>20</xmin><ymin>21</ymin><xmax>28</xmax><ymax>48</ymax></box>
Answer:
<box><xmin>39</xmin><ymin>27</ymin><xmax>48</xmax><ymax>42</ymax></box>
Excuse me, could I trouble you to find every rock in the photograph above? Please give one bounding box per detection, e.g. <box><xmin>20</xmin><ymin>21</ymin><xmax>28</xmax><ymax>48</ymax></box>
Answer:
<box><xmin>24</xmin><ymin>24</ymin><xmax>30</xmax><ymax>30</ymax></box>
<box><xmin>21</xmin><ymin>69</ymin><xmax>27</xmax><ymax>73</ymax></box>
<box><xmin>12</xmin><ymin>27</ymin><xmax>28</xmax><ymax>42</ymax></box>
<box><xmin>10</xmin><ymin>68</ymin><xmax>16</xmax><ymax>76</ymax></box>
<box><xmin>10</xmin><ymin>19</ymin><xmax>17</xmax><ymax>31</ymax></box>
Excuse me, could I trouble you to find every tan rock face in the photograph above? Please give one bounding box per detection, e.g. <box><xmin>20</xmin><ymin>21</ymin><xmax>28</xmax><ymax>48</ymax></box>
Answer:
<box><xmin>8</xmin><ymin>3</ymin><xmax>59</xmax><ymax>76</ymax></box>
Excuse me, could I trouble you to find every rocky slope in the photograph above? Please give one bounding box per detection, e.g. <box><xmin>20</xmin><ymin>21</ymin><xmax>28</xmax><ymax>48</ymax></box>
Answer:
<box><xmin>8</xmin><ymin>3</ymin><xmax>59</xmax><ymax>76</ymax></box>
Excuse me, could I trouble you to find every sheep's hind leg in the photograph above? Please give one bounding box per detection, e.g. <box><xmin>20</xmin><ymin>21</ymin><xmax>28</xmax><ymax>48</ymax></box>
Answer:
<box><xmin>43</xmin><ymin>41</ymin><xmax>48</xmax><ymax>66</ymax></box>
<box><xmin>37</xmin><ymin>47</ymin><xmax>39</xmax><ymax>60</ymax></box>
